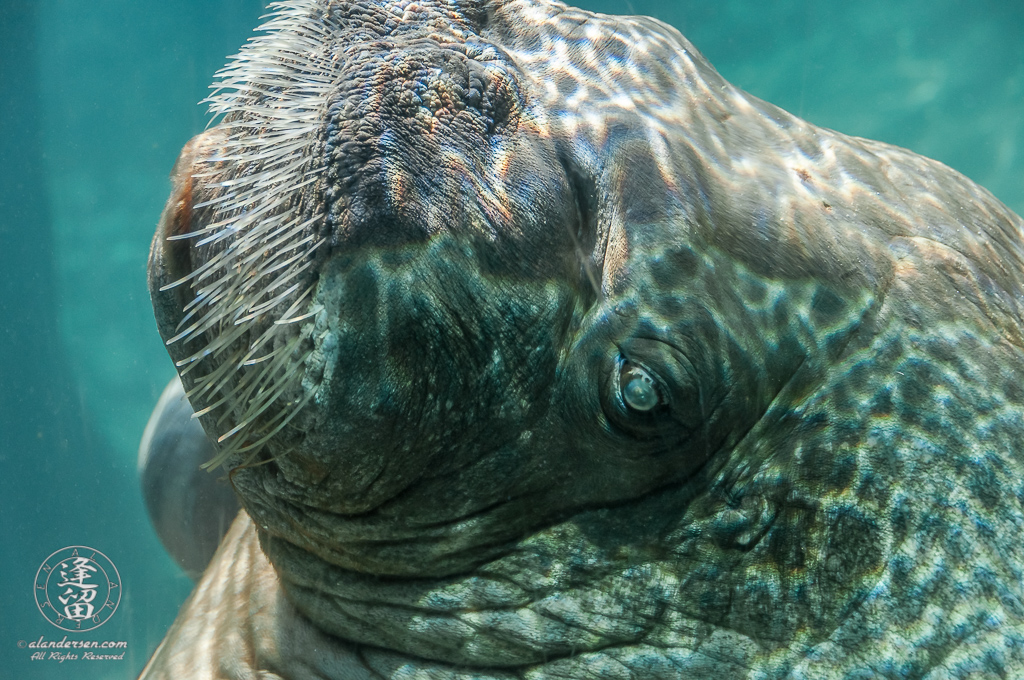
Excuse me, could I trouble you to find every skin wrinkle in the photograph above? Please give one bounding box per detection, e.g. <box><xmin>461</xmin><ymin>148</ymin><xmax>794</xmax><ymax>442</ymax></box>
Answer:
<box><xmin>142</xmin><ymin>0</ymin><xmax>1024</xmax><ymax>677</ymax></box>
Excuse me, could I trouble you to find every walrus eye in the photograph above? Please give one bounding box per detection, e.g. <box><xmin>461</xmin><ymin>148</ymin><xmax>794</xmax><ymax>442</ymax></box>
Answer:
<box><xmin>620</xmin><ymin>362</ymin><xmax>661</xmax><ymax>411</ymax></box>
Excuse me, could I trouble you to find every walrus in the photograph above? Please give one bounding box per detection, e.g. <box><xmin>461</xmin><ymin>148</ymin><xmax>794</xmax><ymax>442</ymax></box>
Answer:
<box><xmin>140</xmin><ymin>0</ymin><xmax>1024</xmax><ymax>677</ymax></box>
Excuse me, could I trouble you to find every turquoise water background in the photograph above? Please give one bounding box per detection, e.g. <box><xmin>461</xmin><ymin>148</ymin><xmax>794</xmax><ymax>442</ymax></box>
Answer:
<box><xmin>0</xmin><ymin>1</ymin><xmax>1021</xmax><ymax>678</ymax></box>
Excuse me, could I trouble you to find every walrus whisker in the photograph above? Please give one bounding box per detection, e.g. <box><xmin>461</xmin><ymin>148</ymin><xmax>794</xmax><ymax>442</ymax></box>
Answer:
<box><xmin>230</xmin><ymin>388</ymin><xmax>317</xmax><ymax>455</ymax></box>
<box><xmin>236</xmin><ymin>251</ymin><xmax>315</xmax><ymax>302</ymax></box>
<box><xmin>234</xmin><ymin>298</ymin><xmax>316</xmax><ymax>363</ymax></box>
<box><xmin>243</xmin><ymin>248</ymin><xmax>307</xmax><ymax>282</ymax></box>
<box><xmin>239</xmin><ymin>217</ymin><xmax>320</xmax><ymax>261</ymax></box>
<box><xmin>208</xmin><ymin>376</ymin><xmax>313</xmax><ymax>468</ymax></box>
<box><xmin>240</xmin><ymin>335</ymin><xmax>308</xmax><ymax>366</ymax></box>
<box><xmin>180</xmin><ymin>343</ymin><xmax>244</xmax><ymax>386</ymax></box>
<box><xmin>275</xmin><ymin>307</ymin><xmax>322</xmax><ymax>325</ymax></box>
<box><xmin>186</xmin><ymin>194</ymin><xmax>238</xmax><ymax>212</ymax></box>
<box><xmin>215</xmin><ymin>335</ymin><xmax>300</xmax><ymax>399</ymax></box>
<box><xmin>235</xmin><ymin>283</ymin><xmax>303</xmax><ymax>324</ymax></box>
<box><xmin>211</xmin><ymin>335</ymin><xmax>309</xmax><ymax>434</ymax></box>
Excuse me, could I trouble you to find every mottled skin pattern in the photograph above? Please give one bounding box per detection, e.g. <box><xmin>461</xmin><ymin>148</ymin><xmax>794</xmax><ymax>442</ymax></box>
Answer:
<box><xmin>143</xmin><ymin>0</ymin><xmax>1024</xmax><ymax>678</ymax></box>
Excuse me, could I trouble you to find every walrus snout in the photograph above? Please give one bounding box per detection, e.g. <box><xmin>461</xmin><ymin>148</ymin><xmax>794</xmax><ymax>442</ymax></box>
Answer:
<box><xmin>146</xmin><ymin>0</ymin><xmax>602</xmax><ymax>580</ymax></box>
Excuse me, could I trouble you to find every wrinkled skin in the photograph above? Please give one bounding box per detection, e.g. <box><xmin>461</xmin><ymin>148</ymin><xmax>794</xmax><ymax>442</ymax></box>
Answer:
<box><xmin>142</xmin><ymin>0</ymin><xmax>1024</xmax><ymax>677</ymax></box>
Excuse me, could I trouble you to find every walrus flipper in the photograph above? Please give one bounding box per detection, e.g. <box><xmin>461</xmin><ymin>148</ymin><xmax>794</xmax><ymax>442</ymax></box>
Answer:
<box><xmin>138</xmin><ymin>376</ymin><xmax>240</xmax><ymax>580</ymax></box>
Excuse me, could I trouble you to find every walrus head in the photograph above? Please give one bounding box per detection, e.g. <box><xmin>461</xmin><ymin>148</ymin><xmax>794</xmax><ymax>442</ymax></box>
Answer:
<box><xmin>148</xmin><ymin>0</ymin><xmax>1024</xmax><ymax>674</ymax></box>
